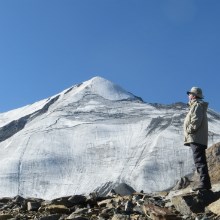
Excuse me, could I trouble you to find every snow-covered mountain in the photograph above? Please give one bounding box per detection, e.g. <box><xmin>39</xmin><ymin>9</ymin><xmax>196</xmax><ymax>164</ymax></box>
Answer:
<box><xmin>0</xmin><ymin>76</ymin><xmax>220</xmax><ymax>199</ymax></box>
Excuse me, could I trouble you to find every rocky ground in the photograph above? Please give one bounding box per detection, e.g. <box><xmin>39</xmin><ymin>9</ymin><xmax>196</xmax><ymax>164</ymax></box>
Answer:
<box><xmin>1</xmin><ymin>143</ymin><xmax>220</xmax><ymax>220</ymax></box>
<box><xmin>1</xmin><ymin>185</ymin><xmax>220</xmax><ymax>220</ymax></box>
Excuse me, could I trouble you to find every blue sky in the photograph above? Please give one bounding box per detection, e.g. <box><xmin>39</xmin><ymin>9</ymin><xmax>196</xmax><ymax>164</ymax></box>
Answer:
<box><xmin>0</xmin><ymin>0</ymin><xmax>220</xmax><ymax>113</ymax></box>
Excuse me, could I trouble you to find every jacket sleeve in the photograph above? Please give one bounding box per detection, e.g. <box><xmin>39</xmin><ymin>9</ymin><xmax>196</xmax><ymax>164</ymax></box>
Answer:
<box><xmin>187</xmin><ymin>103</ymin><xmax>204</xmax><ymax>134</ymax></box>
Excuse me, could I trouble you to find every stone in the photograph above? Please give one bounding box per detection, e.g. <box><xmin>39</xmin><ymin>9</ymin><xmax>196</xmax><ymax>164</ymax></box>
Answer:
<box><xmin>0</xmin><ymin>185</ymin><xmax>220</xmax><ymax>220</ymax></box>
<box><xmin>45</xmin><ymin>204</ymin><xmax>70</xmax><ymax>214</ymax></box>
<box><xmin>113</xmin><ymin>183</ymin><xmax>136</xmax><ymax>196</ymax></box>
<box><xmin>51</xmin><ymin>196</ymin><xmax>74</xmax><ymax>208</ymax></box>
<box><xmin>171</xmin><ymin>193</ymin><xmax>204</xmax><ymax>215</ymax></box>
<box><xmin>38</xmin><ymin>214</ymin><xmax>62</xmax><ymax>220</ymax></box>
<box><xmin>66</xmin><ymin>211</ymin><xmax>89</xmax><ymax>220</ymax></box>
<box><xmin>0</xmin><ymin>198</ymin><xmax>11</xmax><ymax>204</ymax></box>
<box><xmin>13</xmin><ymin>195</ymin><xmax>25</xmax><ymax>204</ymax></box>
<box><xmin>112</xmin><ymin>214</ymin><xmax>130</xmax><ymax>220</ymax></box>
<box><xmin>207</xmin><ymin>198</ymin><xmax>220</xmax><ymax>215</ymax></box>
<box><xmin>27</xmin><ymin>201</ymin><xmax>41</xmax><ymax>211</ymax></box>
<box><xmin>143</xmin><ymin>204</ymin><xmax>179</xmax><ymax>220</ymax></box>
<box><xmin>68</xmin><ymin>195</ymin><xmax>87</xmax><ymax>205</ymax></box>
<box><xmin>133</xmin><ymin>205</ymin><xmax>145</xmax><ymax>215</ymax></box>
<box><xmin>124</xmin><ymin>200</ymin><xmax>134</xmax><ymax>213</ymax></box>
<box><xmin>0</xmin><ymin>214</ymin><xmax>14</xmax><ymax>220</ymax></box>
<box><xmin>97</xmin><ymin>199</ymin><xmax>113</xmax><ymax>208</ymax></box>
<box><xmin>173</xmin><ymin>177</ymin><xmax>191</xmax><ymax>190</ymax></box>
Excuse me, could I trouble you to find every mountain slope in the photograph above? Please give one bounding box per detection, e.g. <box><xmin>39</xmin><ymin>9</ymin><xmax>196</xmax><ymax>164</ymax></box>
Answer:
<box><xmin>0</xmin><ymin>76</ymin><xmax>220</xmax><ymax>199</ymax></box>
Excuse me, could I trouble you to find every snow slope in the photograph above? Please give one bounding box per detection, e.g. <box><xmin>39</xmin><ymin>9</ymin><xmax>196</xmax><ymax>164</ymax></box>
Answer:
<box><xmin>0</xmin><ymin>76</ymin><xmax>219</xmax><ymax>199</ymax></box>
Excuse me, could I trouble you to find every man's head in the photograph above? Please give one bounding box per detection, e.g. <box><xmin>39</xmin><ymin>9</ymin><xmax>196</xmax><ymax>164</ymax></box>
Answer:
<box><xmin>187</xmin><ymin>87</ymin><xmax>204</xmax><ymax>100</ymax></box>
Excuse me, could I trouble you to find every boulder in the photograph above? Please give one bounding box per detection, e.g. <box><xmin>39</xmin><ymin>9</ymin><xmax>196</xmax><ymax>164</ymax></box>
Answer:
<box><xmin>113</xmin><ymin>183</ymin><xmax>136</xmax><ymax>196</ymax></box>
<box><xmin>208</xmin><ymin>198</ymin><xmax>220</xmax><ymax>215</ymax></box>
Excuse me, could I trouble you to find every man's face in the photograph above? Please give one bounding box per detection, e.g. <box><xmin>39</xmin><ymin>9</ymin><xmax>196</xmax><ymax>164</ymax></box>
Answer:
<box><xmin>188</xmin><ymin>93</ymin><xmax>196</xmax><ymax>101</ymax></box>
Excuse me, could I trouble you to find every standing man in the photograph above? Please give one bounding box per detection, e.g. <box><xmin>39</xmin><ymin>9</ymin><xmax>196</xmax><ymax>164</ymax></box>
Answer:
<box><xmin>184</xmin><ymin>87</ymin><xmax>211</xmax><ymax>191</ymax></box>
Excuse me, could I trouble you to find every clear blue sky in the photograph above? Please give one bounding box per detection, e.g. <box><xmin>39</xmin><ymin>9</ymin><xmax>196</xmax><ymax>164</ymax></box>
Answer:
<box><xmin>0</xmin><ymin>0</ymin><xmax>220</xmax><ymax>113</ymax></box>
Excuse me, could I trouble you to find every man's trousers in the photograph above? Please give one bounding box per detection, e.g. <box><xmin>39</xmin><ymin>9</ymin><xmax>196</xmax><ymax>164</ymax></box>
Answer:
<box><xmin>190</xmin><ymin>143</ymin><xmax>211</xmax><ymax>188</ymax></box>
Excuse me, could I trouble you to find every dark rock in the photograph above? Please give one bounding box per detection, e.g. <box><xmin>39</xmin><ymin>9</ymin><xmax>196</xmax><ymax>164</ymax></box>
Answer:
<box><xmin>197</xmin><ymin>189</ymin><xmax>220</xmax><ymax>207</ymax></box>
<box><xmin>106</xmin><ymin>189</ymin><xmax>117</xmax><ymax>197</ymax></box>
<box><xmin>27</xmin><ymin>201</ymin><xmax>41</xmax><ymax>211</ymax></box>
<box><xmin>68</xmin><ymin>195</ymin><xmax>87</xmax><ymax>205</ymax></box>
<box><xmin>1</xmin><ymin>183</ymin><xmax>220</xmax><ymax>220</ymax></box>
<box><xmin>207</xmin><ymin>198</ymin><xmax>220</xmax><ymax>215</ymax></box>
<box><xmin>113</xmin><ymin>183</ymin><xmax>136</xmax><ymax>196</ymax></box>
<box><xmin>66</xmin><ymin>209</ymin><xmax>89</xmax><ymax>220</ymax></box>
<box><xmin>143</xmin><ymin>194</ymin><xmax>165</xmax><ymax>207</ymax></box>
<box><xmin>133</xmin><ymin>205</ymin><xmax>145</xmax><ymax>215</ymax></box>
<box><xmin>132</xmin><ymin>193</ymin><xmax>143</xmax><ymax>201</ymax></box>
<box><xmin>51</xmin><ymin>196</ymin><xmax>74</xmax><ymax>208</ymax></box>
<box><xmin>143</xmin><ymin>204</ymin><xmax>180</xmax><ymax>219</ymax></box>
<box><xmin>112</xmin><ymin>214</ymin><xmax>130</xmax><ymax>220</ymax></box>
<box><xmin>99</xmin><ymin>208</ymin><xmax>114</xmax><ymax>218</ymax></box>
<box><xmin>45</xmin><ymin>204</ymin><xmax>70</xmax><ymax>214</ymax></box>
<box><xmin>171</xmin><ymin>189</ymin><xmax>220</xmax><ymax>216</ymax></box>
<box><xmin>173</xmin><ymin>176</ymin><xmax>191</xmax><ymax>190</ymax></box>
<box><xmin>0</xmin><ymin>214</ymin><xmax>14</xmax><ymax>220</ymax></box>
<box><xmin>206</xmin><ymin>142</ymin><xmax>220</xmax><ymax>184</ymax></box>
<box><xmin>124</xmin><ymin>200</ymin><xmax>134</xmax><ymax>213</ymax></box>
<box><xmin>38</xmin><ymin>214</ymin><xmax>62</xmax><ymax>220</ymax></box>
<box><xmin>67</xmin><ymin>217</ymin><xmax>88</xmax><ymax>220</ymax></box>
<box><xmin>171</xmin><ymin>193</ymin><xmax>205</xmax><ymax>215</ymax></box>
<box><xmin>97</xmin><ymin>199</ymin><xmax>113</xmax><ymax>208</ymax></box>
<box><xmin>13</xmin><ymin>195</ymin><xmax>25</xmax><ymax>204</ymax></box>
<box><xmin>0</xmin><ymin>198</ymin><xmax>11</xmax><ymax>204</ymax></box>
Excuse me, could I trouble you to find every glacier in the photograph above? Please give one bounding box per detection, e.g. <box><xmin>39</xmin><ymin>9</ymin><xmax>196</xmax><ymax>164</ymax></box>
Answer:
<box><xmin>0</xmin><ymin>76</ymin><xmax>220</xmax><ymax>200</ymax></box>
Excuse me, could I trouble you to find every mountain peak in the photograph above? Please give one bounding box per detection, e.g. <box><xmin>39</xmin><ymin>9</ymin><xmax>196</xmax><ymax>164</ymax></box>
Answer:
<box><xmin>0</xmin><ymin>76</ymin><xmax>220</xmax><ymax>200</ymax></box>
<box><xmin>78</xmin><ymin>76</ymin><xmax>137</xmax><ymax>101</ymax></box>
